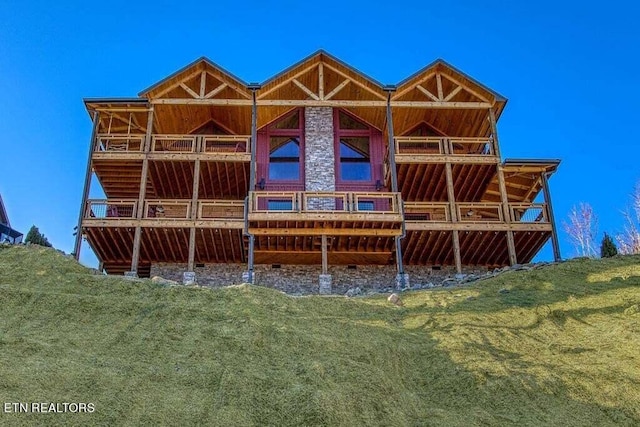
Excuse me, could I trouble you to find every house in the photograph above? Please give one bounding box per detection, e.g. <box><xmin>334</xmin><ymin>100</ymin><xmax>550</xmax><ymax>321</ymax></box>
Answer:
<box><xmin>0</xmin><ymin>194</ymin><xmax>23</xmax><ymax>244</ymax></box>
<box><xmin>75</xmin><ymin>51</ymin><xmax>560</xmax><ymax>292</ymax></box>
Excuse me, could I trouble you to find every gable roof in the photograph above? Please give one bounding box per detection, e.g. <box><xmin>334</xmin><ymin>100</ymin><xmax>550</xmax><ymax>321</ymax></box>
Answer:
<box><xmin>138</xmin><ymin>57</ymin><xmax>249</xmax><ymax>98</ymax></box>
<box><xmin>260</xmin><ymin>49</ymin><xmax>386</xmax><ymax>89</ymax></box>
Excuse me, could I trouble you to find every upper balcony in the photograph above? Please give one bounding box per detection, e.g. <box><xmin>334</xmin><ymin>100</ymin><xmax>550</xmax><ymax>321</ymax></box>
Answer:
<box><xmin>393</xmin><ymin>136</ymin><xmax>498</xmax><ymax>164</ymax></box>
<box><xmin>93</xmin><ymin>133</ymin><xmax>251</xmax><ymax>162</ymax></box>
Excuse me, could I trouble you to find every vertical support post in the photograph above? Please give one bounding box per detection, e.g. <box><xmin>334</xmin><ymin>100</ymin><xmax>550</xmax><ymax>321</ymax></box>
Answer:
<box><xmin>490</xmin><ymin>107</ymin><xmax>517</xmax><ymax>266</ymax></box>
<box><xmin>130</xmin><ymin>107</ymin><xmax>154</xmax><ymax>274</ymax></box>
<box><xmin>445</xmin><ymin>162</ymin><xmax>462</xmax><ymax>273</ymax></box>
<box><xmin>488</xmin><ymin>108</ymin><xmax>501</xmax><ymax>159</ymax></box>
<box><xmin>74</xmin><ymin>110</ymin><xmax>100</xmax><ymax>261</ymax></box>
<box><xmin>187</xmin><ymin>159</ymin><xmax>201</xmax><ymax>271</ymax></box>
<box><xmin>244</xmin><ymin>86</ymin><xmax>259</xmax><ymax>282</ymax></box>
<box><xmin>386</xmin><ymin>90</ymin><xmax>407</xmax><ymax>288</ymax></box>
<box><xmin>321</xmin><ymin>234</ymin><xmax>328</xmax><ymax>275</ymax></box>
<box><xmin>542</xmin><ymin>172</ymin><xmax>562</xmax><ymax>262</ymax></box>
<box><xmin>497</xmin><ymin>165</ymin><xmax>518</xmax><ymax>265</ymax></box>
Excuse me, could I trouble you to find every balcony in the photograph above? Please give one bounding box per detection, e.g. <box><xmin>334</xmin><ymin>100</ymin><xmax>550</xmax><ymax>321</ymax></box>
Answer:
<box><xmin>403</xmin><ymin>202</ymin><xmax>551</xmax><ymax>231</ymax></box>
<box><xmin>394</xmin><ymin>136</ymin><xmax>497</xmax><ymax>164</ymax></box>
<box><xmin>247</xmin><ymin>191</ymin><xmax>404</xmax><ymax>236</ymax></box>
<box><xmin>93</xmin><ymin>134</ymin><xmax>251</xmax><ymax>162</ymax></box>
<box><xmin>83</xmin><ymin>199</ymin><xmax>244</xmax><ymax>228</ymax></box>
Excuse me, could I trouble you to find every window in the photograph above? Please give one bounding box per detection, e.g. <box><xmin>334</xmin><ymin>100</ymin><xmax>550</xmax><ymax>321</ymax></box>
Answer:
<box><xmin>357</xmin><ymin>201</ymin><xmax>374</xmax><ymax>211</ymax></box>
<box><xmin>257</xmin><ymin>109</ymin><xmax>304</xmax><ymax>188</ymax></box>
<box><xmin>267</xmin><ymin>200</ymin><xmax>293</xmax><ymax>210</ymax></box>
<box><xmin>334</xmin><ymin>109</ymin><xmax>382</xmax><ymax>188</ymax></box>
<box><xmin>339</xmin><ymin>137</ymin><xmax>371</xmax><ymax>181</ymax></box>
<box><xmin>269</xmin><ymin>137</ymin><xmax>300</xmax><ymax>180</ymax></box>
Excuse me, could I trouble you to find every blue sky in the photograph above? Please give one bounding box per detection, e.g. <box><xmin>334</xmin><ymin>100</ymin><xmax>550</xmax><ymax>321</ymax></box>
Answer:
<box><xmin>1</xmin><ymin>0</ymin><xmax>638</xmax><ymax>266</ymax></box>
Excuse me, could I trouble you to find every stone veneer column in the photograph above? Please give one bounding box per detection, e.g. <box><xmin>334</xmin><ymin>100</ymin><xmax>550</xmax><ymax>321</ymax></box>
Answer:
<box><xmin>304</xmin><ymin>107</ymin><xmax>335</xmax><ymax>195</ymax></box>
<box><xmin>305</xmin><ymin>107</ymin><xmax>335</xmax><ymax>293</ymax></box>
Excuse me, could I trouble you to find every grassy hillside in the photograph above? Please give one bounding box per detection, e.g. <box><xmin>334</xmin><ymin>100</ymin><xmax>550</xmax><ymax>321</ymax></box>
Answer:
<box><xmin>0</xmin><ymin>245</ymin><xmax>639</xmax><ymax>426</ymax></box>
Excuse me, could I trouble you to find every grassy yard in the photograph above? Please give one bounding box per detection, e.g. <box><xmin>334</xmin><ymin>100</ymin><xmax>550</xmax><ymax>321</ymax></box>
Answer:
<box><xmin>0</xmin><ymin>245</ymin><xmax>639</xmax><ymax>426</ymax></box>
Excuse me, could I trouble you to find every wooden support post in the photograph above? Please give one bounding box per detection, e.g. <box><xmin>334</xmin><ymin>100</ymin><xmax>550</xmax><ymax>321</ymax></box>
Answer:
<box><xmin>445</xmin><ymin>161</ymin><xmax>462</xmax><ymax>273</ymax></box>
<box><xmin>386</xmin><ymin>91</ymin><xmax>405</xmax><ymax>282</ymax></box>
<box><xmin>130</xmin><ymin>108</ymin><xmax>154</xmax><ymax>273</ymax></box>
<box><xmin>74</xmin><ymin>110</ymin><xmax>100</xmax><ymax>261</ymax></box>
<box><xmin>187</xmin><ymin>159</ymin><xmax>201</xmax><ymax>271</ymax></box>
<box><xmin>488</xmin><ymin>108</ymin><xmax>501</xmax><ymax>159</ymax></box>
<box><xmin>542</xmin><ymin>172</ymin><xmax>562</xmax><ymax>261</ymax></box>
<box><xmin>497</xmin><ymin>164</ymin><xmax>517</xmax><ymax>265</ymax></box>
<box><xmin>246</xmin><ymin>88</ymin><xmax>258</xmax><ymax>274</ymax></box>
<box><xmin>321</xmin><ymin>234</ymin><xmax>328</xmax><ymax>275</ymax></box>
<box><xmin>445</xmin><ymin>162</ymin><xmax>458</xmax><ymax>222</ymax></box>
<box><xmin>452</xmin><ymin>230</ymin><xmax>462</xmax><ymax>273</ymax></box>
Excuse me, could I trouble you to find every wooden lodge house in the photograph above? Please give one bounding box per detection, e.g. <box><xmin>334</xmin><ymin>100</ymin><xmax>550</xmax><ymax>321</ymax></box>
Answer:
<box><xmin>74</xmin><ymin>51</ymin><xmax>561</xmax><ymax>292</ymax></box>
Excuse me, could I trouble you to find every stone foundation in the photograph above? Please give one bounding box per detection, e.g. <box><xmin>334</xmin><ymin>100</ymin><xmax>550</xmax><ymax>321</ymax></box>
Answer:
<box><xmin>149</xmin><ymin>263</ymin><xmax>490</xmax><ymax>295</ymax></box>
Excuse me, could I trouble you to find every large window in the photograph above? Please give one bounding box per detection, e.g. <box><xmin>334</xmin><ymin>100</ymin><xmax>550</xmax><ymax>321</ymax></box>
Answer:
<box><xmin>257</xmin><ymin>109</ymin><xmax>304</xmax><ymax>188</ymax></box>
<box><xmin>334</xmin><ymin>110</ymin><xmax>382</xmax><ymax>188</ymax></box>
<box><xmin>269</xmin><ymin>137</ymin><xmax>300</xmax><ymax>180</ymax></box>
<box><xmin>339</xmin><ymin>137</ymin><xmax>371</xmax><ymax>181</ymax></box>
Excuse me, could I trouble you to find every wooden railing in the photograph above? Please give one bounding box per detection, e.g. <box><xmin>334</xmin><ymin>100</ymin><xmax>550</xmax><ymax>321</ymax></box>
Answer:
<box><xmin>93</xmin><ymin>134</ymin><xmax>251</xmax><ymax>154</ymax></box>
<box><xmin>198</xmin><ymin>200</ymin><xmax>245</xmax><ymax>219</ymax></box>
<box><xmin>84</xmin><ymin>199</ymin><xmax>244</xmax><ymax>221</ymax></box>
<box><xmin>249</xmin><ymin>191</ymin><xmax>403</xmax><ymax>215</ymax></box>
<box><xmin>458</xmin><ymin>203</ymin><xmax>503</xmax><ymax>222</ymax></box>
<box><xmin>395</xmin><ymin>136</ymin><xmax>494</xmax><ymax>156</ymax></box>
<box><xmin>85</xmin><ymin>200</ymin><xmax>137</xmax><ymax>219</ymax></box>
<box><xmin>95</xmin><ymin>134</ymin><xmax>145</xmax><ymax>152</ymax></box>
<box><xmin>510</xmin><ymin>203</ymin><xmax>549</xmax><ymax>223</ymax></box>
<box><xmin>403</xmin><ymin>202</ymin><xmax>450</xmax><ymax>221</ymax></box>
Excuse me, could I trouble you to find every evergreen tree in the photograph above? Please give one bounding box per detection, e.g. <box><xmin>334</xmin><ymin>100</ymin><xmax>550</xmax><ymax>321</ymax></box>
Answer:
<box><xmin>24</xmin><ymin>225</ymin><xmax>53</xmax><ymax>247</ymax></box>
<box><xmin>600</xmin><ymin>233</ymin><xmax>618</xmax><ymax>258</ymax></box>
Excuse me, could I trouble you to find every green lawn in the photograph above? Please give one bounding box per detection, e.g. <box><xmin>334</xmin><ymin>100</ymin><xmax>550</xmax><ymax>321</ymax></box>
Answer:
<box><xmin>0</xmin><ymin>245</ymin><xmax>639</xmax><ymax>426</ymax></box>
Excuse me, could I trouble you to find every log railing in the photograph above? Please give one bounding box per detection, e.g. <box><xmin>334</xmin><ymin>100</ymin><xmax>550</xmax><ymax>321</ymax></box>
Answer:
<box><xmin>249</xmin><ymin>191</ymin><xmax>403</xmax><ymax>215</ymax></box>
<box><xmin>395</xmin><ymin>136</ymin><xmax>494</xmax><ymax>156</ymax></box>
<box><xmin>94</xmin><ymin>133</ymin><xmax>251</xmax><ymax>154</ymax></box>
<box><xmin>458</xmin><ymin>203</ymin><xmax>503</xmax><ymax>222</ymax></box>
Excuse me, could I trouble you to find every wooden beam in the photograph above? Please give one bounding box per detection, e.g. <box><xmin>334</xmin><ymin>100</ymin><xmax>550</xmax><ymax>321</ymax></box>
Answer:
<box><xmin>150</xmin><ymin>98</ymin><xmax>491</xmax><ymax>108</ymax></box>
<box><xmin>322</xmin><ymin>62</ymin><xmax>387</xmax><ymax>100</ymax></box>
<box><xmin>74</xmin><ymin>111</ymin><xmax>99</xmax><ymax>260</ymax></box>
<box><xmin>403</xmin><ymin>221</ymin><xmax>552</xmax><ymax>232</ymax></box>
<box><xmin>321</xmin><ymin>234</ymin><xmax>328</xmax><ymax>274</ymax></box>
<box><xmin>443</xmin><ymin>86</ymin><xmax>463</xmax><ymax>102</ymax></box>
<box><xmin>416</xmin><ymin>84</ymin><xmax>440</xmax><ymax>102</ymax></box>
<box><xmin>248</xmin><ymin>227</ymin><xmax>401</xmax><ymax>237</ymax></box>
<box><xmin>292</xmin><ymin>79</ymin><xmax>320</xmax><ymax>100</ymax></box>
<box><xmin>440</xmin><ymin>73</ymin><xmax>492</xmax><ymax>103</ymax></box>
<box><xmin>318</xmin><ymin>63</ymin><xmax>324</xmax><ymax>100</ymax></box>
<box><xmin>257</xmin><ymin>63</ymin><xmax>319</xmax><ymax>99</ymax></box>
<box><xmin>179</xmin><ymin>82</ymin><xmax>200</xmax><ymax>99</ymax></box>
<box><xmin>542</xmin><ymin>173</ymin><xmax>562</xmax><ymax>261</ymax></box>
<box><xmin>452</xmin><ymin>230</ymin><xmax>462</xmax><ymax>273</ymax></box>
<box><xmin>324</xmin><ymin>79</ymin><xmax>350</xmax><ymax>100</ymax></box>
<box><xmin>204</xmin><ymin>83</ymin><xmax>228</xmax><ymax>99</ymax></box>
<box><xmin>445</xmin><ymin>163</ymin><xmax>457</xmax><ymax>222</ymax></box>
<box><xmin>436</xmin><ymin>74</ymin><xmax>444</xmax><ymax>100</ymax></box>
<box><xmin>131</xmin><ymin>108</ymin><xmax>154</xmax><ymax>273</ymax></box>
<box><xmin>488</xmin><ymin>108</ymin><xmax>502</xmax><ymax>158</ymax></box>
<box><xmin>391</xmin><ymin>72</ymin><xmax>436</xmax><ymax>100</ymax></box>
<box><xmin>199</xmin><ymin>71</ymin><xmax>207</xmax><ymax>98</ymax></box>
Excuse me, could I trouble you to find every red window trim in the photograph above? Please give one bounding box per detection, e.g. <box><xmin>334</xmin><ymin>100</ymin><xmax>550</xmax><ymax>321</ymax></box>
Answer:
<box><xmin>333</xmin><ymin>108</ymin><xmax>384</xmax><ymax>191</ymax></box>
<box><xmin>256</xmin><ymin>108</ymin><xmax>305</xmax><ymax>190</ymax></box>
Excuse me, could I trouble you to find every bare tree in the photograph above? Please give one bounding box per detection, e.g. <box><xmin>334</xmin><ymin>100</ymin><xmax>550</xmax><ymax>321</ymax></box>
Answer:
<box><xmin>616</xmin><ymin>181</ymin><xmax>640</xmax><ymax>255</ymax></box>
<box><xmin>562</xmin><ymin>202</ymin><xmax>598</xmax><ymax>257</ymax></box>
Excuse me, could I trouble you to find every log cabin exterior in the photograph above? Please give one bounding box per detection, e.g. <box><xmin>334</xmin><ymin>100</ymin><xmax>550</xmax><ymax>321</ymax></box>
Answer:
<box><xmin>75</xmin><ymin>51</ymin><xmax>561</xmax><ymax>290</ymax></box>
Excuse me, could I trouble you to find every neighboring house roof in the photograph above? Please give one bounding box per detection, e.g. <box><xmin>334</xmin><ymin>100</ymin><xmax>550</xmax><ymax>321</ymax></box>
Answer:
<box><xmin>0</xmin><ymin>193</ymin><xmax>10</xmax><ymax>227</ymax></box>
